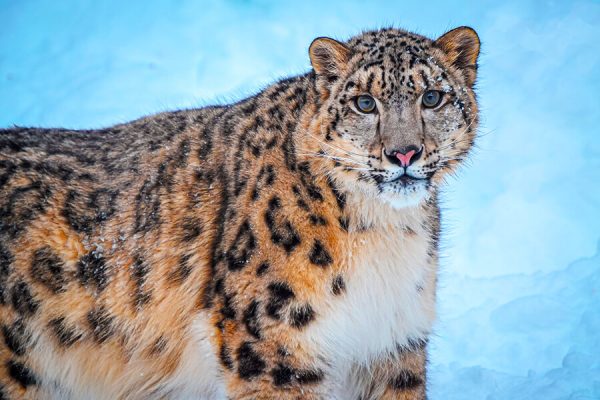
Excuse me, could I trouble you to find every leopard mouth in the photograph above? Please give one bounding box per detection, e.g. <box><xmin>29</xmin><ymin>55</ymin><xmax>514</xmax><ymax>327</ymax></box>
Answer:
<box><xmin>373</xmin><ymin>173</ymin><xmax>432</xmax><ymax>198</ymax></box>
<box><xmin>369</xmin><ymin>171</ymin><xmax>432</xmax><ymax>194</ymax></box>
<box><xmin>385</xmin><ymin>174</ymin><xmax>430</xmax><ymax>188</ymax></box>
<box><xmin>391</xmin><ymin>174</ymin><xmax>428</xmax><ymax>185</ymax></box>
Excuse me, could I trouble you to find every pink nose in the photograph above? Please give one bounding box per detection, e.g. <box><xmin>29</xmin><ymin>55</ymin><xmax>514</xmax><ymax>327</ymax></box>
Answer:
<box><xmin>396</xmin><ymin>150</ymin><xmax>416</xmax><ymax>167</ymax></box>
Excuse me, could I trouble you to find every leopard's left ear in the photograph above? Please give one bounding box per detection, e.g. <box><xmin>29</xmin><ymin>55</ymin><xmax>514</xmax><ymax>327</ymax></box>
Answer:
<box><xmin>309</xmin><ymin>37</ymin><xmax>352</xmax><ymax>81</ymax></box>
<box><xmin>435</xmin><ymin>26</ymin><xmax>480</xmax><ymax>87</ymax></box>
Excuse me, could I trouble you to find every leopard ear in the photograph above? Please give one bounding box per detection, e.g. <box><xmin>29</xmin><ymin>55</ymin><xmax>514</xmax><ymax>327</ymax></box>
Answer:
<box><xmin>435</xmin><ymin>26</ymin><xmax>480</xmax><ymax>87</ymax></box>
<box><xmin>309</xmin><ymin>37</ymin><xmax>351</xmax><ymax>81</ymax></box>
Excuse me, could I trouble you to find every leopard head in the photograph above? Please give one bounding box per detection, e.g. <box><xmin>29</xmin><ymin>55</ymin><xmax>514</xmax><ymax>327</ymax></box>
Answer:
<box><xmin>306</xmin><ymin>27</ymin><xmax>480</xmax><ymax>209</ymax></box>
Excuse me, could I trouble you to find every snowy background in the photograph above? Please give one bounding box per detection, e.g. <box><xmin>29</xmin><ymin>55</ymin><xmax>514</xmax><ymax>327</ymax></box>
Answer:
<box><xmin>1</xmin><ymin>0</ymin><xmax>598</xmax><ymax>398</ymax></box>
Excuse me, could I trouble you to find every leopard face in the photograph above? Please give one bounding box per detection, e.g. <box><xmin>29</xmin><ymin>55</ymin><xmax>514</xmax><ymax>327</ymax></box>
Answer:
<box><xmin>307</xmin><ymin>27</ymin><xmax>480</xmax><ymax>208</ymax></box>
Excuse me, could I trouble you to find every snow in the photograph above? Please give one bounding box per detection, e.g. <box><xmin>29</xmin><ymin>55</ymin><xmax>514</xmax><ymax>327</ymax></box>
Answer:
<box><xmin>430</xmin><ymin>246</ymin><xmax>600</xmax><ymax>399</ymax></box>
<box><xmin>1</xmin><ymin>0</ymin><xmax>598</xmax><ymax>398</ymax></box>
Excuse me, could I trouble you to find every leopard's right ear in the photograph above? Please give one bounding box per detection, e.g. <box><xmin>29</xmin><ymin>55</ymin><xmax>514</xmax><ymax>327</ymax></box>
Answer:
<box><xmin>309</xmin><ymin>37</ymin><xmax>352</xmax><ymax>81</ymax></box>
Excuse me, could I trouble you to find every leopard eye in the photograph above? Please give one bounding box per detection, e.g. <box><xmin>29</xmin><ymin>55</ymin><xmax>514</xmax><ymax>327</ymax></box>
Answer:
<box><xmin>355</xmin><ymin>95</ymin><xmax>377</xmax><ymax>113</ymax></box>
<box><xmin>422</xmin><ymin>90</ymin><xmax>443</xmax><ymax>108</ymax></box>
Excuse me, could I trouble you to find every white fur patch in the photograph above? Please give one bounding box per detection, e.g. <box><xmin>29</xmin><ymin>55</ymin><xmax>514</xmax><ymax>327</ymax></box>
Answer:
<box><xmin>380</xmin><ymin>183</ymin><xmax>430</xmax><ymax>209</ymax></box>
<box><xmin>303</xmin><ymin>195</ymin><xmax>437</xmax><ymax>396</ymax></box>
<box><xmin>160</xmin><ymin>313</ymin><xmax>226</xmax><ymax>399</ymax></box>
<box><xmin>31</xmin><ymin>313</ymin><xmax>226</xmax><ymax>400</ymax></box>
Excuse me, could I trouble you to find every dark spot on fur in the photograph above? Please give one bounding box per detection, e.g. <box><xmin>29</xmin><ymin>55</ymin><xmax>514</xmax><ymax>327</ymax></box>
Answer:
<box><xmin>220</xmin><ymin>293</ymin><xmax>237</xmax><ymax>320</ymax></box>
<box><xmin>77</xmin><ymin>251</ymin><xmax>108</xmax><ymax>292</ymax></box>
<box><xmin>252</xmin><ymin>164</ymin><xmax>276</xmax><ymax>200</ymax></box>
<box><xmin>63</xmin><ymin>189</ymin><xmax>118</xmax><ymax>234</ymax></box>
<box><xmin>266</xmin><ymin>281</ymin><xmax>295</xmax><ymax>319</ymax></box>
<box><xmin>242</xmin><ymin>300</ymin><xmax>262</xmax><ymax>339</ymax></box>
<box><xmin>331</xmin><ymin>275</ymin><xmax>346</xmax><ymax>295</ymax></box>
<box><xmin>308</xmin><ymin>240</ymin><xmax>333</xmax><ymax>267</ymax></box>
<box><xmin>309</xmin><ymin>214</ymin><xmax>327</xmax><ymax>226</ymax></box>
<box><xmin>271</xmin><ymin>363</ymin><xmax>294</xmax><ymax>386</ymax></box>
<box><xmin>149</xmin><ymin>336</ymin><xmax>167</xmax><ymax>355</ymax></box>
<box><xmin>237</xmin><ymin>342</ymin><xmax>266</xmax><ymax>380</ymax></box>
<box><xmin>326</xmin><ymin>176</ymin><xmax>346</xmax><ymax>209</ymax></box>
<box><xmin>296</xmin><ymin>199</ymin><xmax>310</xmax><ymax>211</ymax></box>
<box><xmin>131</xmin><ymin>255</ymin><xmax>151</xmax><ymax>307</ymax></box>
<box><xmin>282</xmin><ymin>132</ymin><xmax>297</xmax><ymax>171</ymax></box>
<box><xmin>227</xmin><ymin>220</ymin><xmax>256</xmax><ymax>271</ymax></box>
<box><xmin>271</xmin><ymin>363</ymin><xmax>324</xmax><ymax>386</ymax></box>
<box><xmin>198</xmin><ymin>113</ymin><xmax>219</xmax><ymax>159</ymax></box>
<box><xmin>169</xmin><ymin>254</ymin><xmax>193</xmax><ymax>284</ymax></box>
<box><xmin>0</xmin><ymin>244</ymin><xmax>13</xmax><ymax>304</ymax></box>
<box><xmin>181</xmin><ymin>217</ymin><xmax>202</xmax><ymax>241</ymax></box>
<box><xmin>0</xmin><ymin>383</ymin><xmax>7</xmax><ymax>399</ymax></box>
<box><xmin>297</xmin><ymin>162</ymin><xmax>324</xmax><ymax>202</ymax></box>
<box><xmin>338</xmin><ymin>216</ymin><xmax>350</xmax><ymax>231</ymax></box>
<box><xmin>134</xmin><ymin>178</ymin><xmax>162</xmax><ymax>232</ymax></box>
<box><xmin>0</xmin><ymin>181</ymin><xmax>52</xmax><ymax>238</ymax></box>
<box><xmin>49</xmin><ymin>317</ymin><xmax>82</xmax><ymax>347</ymax></box>
<box><xmin>297</xmin><ymin>368</ymin><xmax>324</xmax><ymax>384</ymax></box>
<box><xmin>264</xmin><ymin>197</ymin><xmax>301</xmax><ymax>253</ymax></box>
<box><xmin>10</xmin><ymin>281</ymin><xmax>39</xmax><ymax>317</ymax></box>
<box><xmin>256</xmin><ymin>262</ymin><xmax>270</xmax><ymax>276</ymax></box>
<box><xmin>2</xmin><ymin>319</ymin><xmax>30</xmax><ymax>356</ymax></box>
<box><xmin>289</xmin><ymin>304</ymin><xmax>315</xmax><ymax>328</ymax></box>
<box><xmin>87</xmin><ymin>306</ymin><xmax>115</xmax><ymax>344</ymax></box>
<box><xmin>277</xmin><ymin>346</ymin><xmax>290</xmax><ymax>358</ymax></box>
<box><xmin>219</xmin><ymin>344</ymin><xmax>234</xmax><ymax>370</ymax></box>
<box><xmin>174</xmin><ymin>138</ymin><xmax>190</xmax><ymax>168</ymax></box>
<box><xmin>7</xmin><ymin>360</ymin><xmax>37</xmax><ymax>387</ymax></box>
<box><xmin>31</xmin><ymin>247</ymin><xmax>66</xmax><ymax>293</ymax></box>
<box><xmin>214</xmin><ymin>277</ymin><xmax>224</xmax><ymax>294</ymax></box>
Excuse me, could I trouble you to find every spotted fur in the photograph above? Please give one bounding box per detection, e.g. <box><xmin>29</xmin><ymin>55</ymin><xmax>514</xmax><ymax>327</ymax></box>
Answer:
<box><xmin>0</xmin><ymin>26</ymin><xmax>479</xmax><ymax>399</ymax></box>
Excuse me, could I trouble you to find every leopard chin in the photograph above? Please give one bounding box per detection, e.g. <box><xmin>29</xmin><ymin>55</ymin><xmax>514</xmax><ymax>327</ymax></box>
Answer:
<box><xmin>379</xmin><ymin>182</ymin><xmax>432</xmax><ymax>209</ymax></box>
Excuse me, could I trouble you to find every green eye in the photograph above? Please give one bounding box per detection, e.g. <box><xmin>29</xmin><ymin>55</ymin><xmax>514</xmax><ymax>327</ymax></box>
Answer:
<box><xmin>422</xmin><ymin>90</ymin><xmax>443</xmax><ymax>108</ymax></box>
<box><xmin>355</xmin><ymin>95</ymin><xmax>377</xmax><ymax>113</ymax></box>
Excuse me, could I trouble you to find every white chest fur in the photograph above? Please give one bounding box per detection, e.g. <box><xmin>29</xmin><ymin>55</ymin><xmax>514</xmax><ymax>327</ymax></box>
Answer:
<box><xmin>303</xmin><ymin>200</ymin><xmax>437</xmax><ymax>371</ymax></box>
